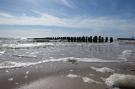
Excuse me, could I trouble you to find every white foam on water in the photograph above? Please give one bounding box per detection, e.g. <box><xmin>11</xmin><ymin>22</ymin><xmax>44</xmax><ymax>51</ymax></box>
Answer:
<box><xmin>91</xmin><ymin>66</ymin><xmax>114</xmax><ymax>73</ymax></box>
<box><xmin>100</xmin><ymin>77</ymin><xmax>106</xmax><ymax>81</ymax></box>
<box><xmin>66</xmin><ymin>74</ymin><xmax>80</xmax><ymax>78</ymax></box>
<box><xmin>105</xmin><ymin>73</ymin><xmax>135</xmax><ymax>88</ymax></box>
<box><xmin>0</xmin><ymin>61</ymin><xmax>36</xmax><ymax>69</ymax></box>
<box><xmin>42</xmin><ymin>57</ymin><xmax>122</xmax><ymax>63</ymax></box>
<box><xmin>122</xmin><ymin>50</ymin><xmax>133</xmax><ymax>55</ymax></box>
<box><xmin>118</xmin><ymin>50</ymin><xmax>133</xmax><ymax>62</ymax></box>
<box><xmin>13</xmin><ymin>54</ymin><xmax>37</xmax><ymax>58</ymax></box>
<box><xmin>117</xmin><ymin>55</ymin><xmax>128</xmax><ymax>61</ymax></box>
<box><xmin>0</xmin><ymin>51</ymin><xmax>5</xmax><ymax>55</ymax></box>
<box><xmin>0</xmin><ymin>58</ymin><xmax>66</xmax><ymax>69</ymax></box>
<box><xmin>29</xmin><ymin>52</ymin><xmax>40</xmax><ymax>55</ymax></box>
<box><xmin>62</xmin><ymin>57</ymin><xmax>122</xmax><ymax>63</ymax></box>
<box><xmin>26</xmin><ymin>71</ymin><xmax>29</xmax><ymax>74</ymax></box>
<box><xmin>82</xmin><ymin>77</ymin><xmax>101</xmax><ymax>84</ymax></box>
<box><xmin>2</xmin><ymin>42</ymin><xmax>54</xmax><ymax>49</ymax></box>
<box><xmin>0</xmin><ymin>57</ymin><xmax>124</xmax><ymax>69</ymax></box>
<box><xmin>69</xmin><ymin>69</ymin><xmax>73</xmax><ymax>72</ymax></box>
<box><xmin>8</xmin><ymin>77</ymin><xmax>13</xmax><ymax>81</ymax></box>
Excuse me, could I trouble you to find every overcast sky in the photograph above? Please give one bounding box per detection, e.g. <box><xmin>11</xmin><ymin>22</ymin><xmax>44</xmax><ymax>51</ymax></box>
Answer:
<box><xmin>0</xmin><ymin>0</ymin><xmax>135</xmax><ymax>38</ymax></box>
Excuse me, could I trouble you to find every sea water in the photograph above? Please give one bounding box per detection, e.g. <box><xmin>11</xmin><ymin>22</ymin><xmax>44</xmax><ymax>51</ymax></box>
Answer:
<box><xmin>0</xmin><ymin>38</ymin><xmax>135</xmax><ymax>69</ymax></box>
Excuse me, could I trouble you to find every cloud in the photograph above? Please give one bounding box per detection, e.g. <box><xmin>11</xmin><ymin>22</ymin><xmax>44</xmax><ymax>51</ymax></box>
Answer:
<box><xmin>23</xmin><ymin>0</ymin><xmax>74</xmax><ymax>9</ymax></box>
<box><xmin>60</xmin><ymin>0</ymin><xmax>74</xmax><ymax>8</ymax></box>
<box><xmin>0</xmin><ymin>12</ymin><xmax>15</xmax><ymax>18</ymax></box>
<box><xmin>0</xmin><ymin>29</ymin><xmax>54</xmax><ymax>38</ymax></box>
<box><xmin>0</xmin><ymin>11</ymin><xmax>64</xmax><ymax>26</ymax></box>
<box><xmin>0</xmin><ymin>11</ymin><xmax>135</xmax><ymax>31</ymax></box>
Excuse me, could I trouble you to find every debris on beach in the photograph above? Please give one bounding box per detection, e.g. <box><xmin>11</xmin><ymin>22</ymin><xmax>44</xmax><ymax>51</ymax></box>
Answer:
<box><xmin>105</xmin><ymin>73</ymin><xmax>135</xmax><ymax>89</ymax></box>
<box><xmin>91</xmin><ymin>66</ymin><xmax>114</xmax><ymax>73</ymax></box>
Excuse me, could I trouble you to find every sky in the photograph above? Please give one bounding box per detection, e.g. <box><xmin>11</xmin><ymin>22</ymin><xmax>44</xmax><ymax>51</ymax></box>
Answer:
<box><xmin>0</xmin><ymin>0</ymin><xmax>135</xmax><ymax>38</ymax></box>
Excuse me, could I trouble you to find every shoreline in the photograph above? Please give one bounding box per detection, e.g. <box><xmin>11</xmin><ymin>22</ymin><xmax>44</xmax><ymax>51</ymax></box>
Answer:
<box><xmin>0</xmin><ymin>62</ymin><xmax>135</xmax><ymax>89</ymax></box>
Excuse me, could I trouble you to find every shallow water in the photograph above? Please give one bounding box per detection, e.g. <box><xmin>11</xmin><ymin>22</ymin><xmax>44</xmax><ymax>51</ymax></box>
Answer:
<box><xmin>0</xmin><ymin>38</ymin><xmax>135</xmax><ymax>69</ymax></box>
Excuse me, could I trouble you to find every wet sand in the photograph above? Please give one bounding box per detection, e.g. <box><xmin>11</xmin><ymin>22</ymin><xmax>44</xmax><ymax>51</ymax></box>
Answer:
<box><xmin>0</xmin><ymin>61</ymin><xmax>135</xmax><ymax>89</ymax></box>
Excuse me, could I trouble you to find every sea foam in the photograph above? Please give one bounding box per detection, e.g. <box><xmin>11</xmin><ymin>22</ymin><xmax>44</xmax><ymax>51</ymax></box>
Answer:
<box><xmin>0</xmin><ymin>51</ymin><xmax>5</xmax><ymax>55</ymax></box>
<box><xmin>2</xmin><ymin>42</ymin><xmax>54</xmax><ymax>49</ymax></box>
<box><xmin>118</xmin><ymin>50</ymin><xmax>133</xmax><ymax>62</ymax></box>
<box><xmin>0</xmin><ymin>61</ymin><xmax>36</xmax><ymax>69</ymax></box>
<box><xmin>0</xmin><ymin>57</ymin><xmax>124</xmax><ymax>69</ymax></box>
<box><xmin>91</xmin><ymin>66</ymin><xmax>114</xmax><ymax>73</ymax></box>
<box><xmin>66</xmin><ymin>74</ymin><xmax>80</xmax><ymax>78</ymax></box>
<box><xmin>122</xmin><ymin>50</ymin><xmax>133</xmax><ymax>55</ymax></box>
<box><xmin>82</xmin><ymin>77</ymin><xmax>101</xmax><ymax>84</ymax></box>
<box><xmin>105</xmin><ymin>73</ymin><xmax>135</xmax><ymax>88</ymax></box>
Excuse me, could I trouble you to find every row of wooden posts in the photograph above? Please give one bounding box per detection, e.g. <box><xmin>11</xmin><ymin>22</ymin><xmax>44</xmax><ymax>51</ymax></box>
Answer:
<box><xmin>33</xmin><ymin>36</ymin><xmax>114</xmax><ymax>43</ymax></box>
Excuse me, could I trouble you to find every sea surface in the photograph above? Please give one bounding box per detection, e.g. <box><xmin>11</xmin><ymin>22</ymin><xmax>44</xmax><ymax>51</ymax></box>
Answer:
<box><xmin>0</xmin><ymin>38</ymin><xmax>135</xmax><ymax>69</ymax></box>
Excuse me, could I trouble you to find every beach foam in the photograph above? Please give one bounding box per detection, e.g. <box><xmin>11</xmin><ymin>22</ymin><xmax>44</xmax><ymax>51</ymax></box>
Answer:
<box><xmin>2</xmin><ymin>42</ymin><xmax>54</xmax><ymax>49</ymax></box>
<box><xmin>82</xmin><ymin>77</ymin><xmax>101</xmax><ymax>84</ymax></box>
<box><xmin>66</xmin><ymin>74</ymin><xmax>101</xmax><ymax>84</ymax></box>
<box><xmin>13</xmin><ymin>54</ymin><xmax>37</xmax><ymax>58</ymax></box>
<box><xmin>117</xmin><ymin>55</ymin><xmax>128</xmax><ymax>61</ymax></box>
<box><xmin>122</xmin><ymin>50</ymin><xmax>133</xmax><ymax>55</ymax></box>
<box><xmin>66</xmin><ymin>74</ymin><xmax>80</xmax><ymax>78</ymax></box>
<box><xmin>8</xmin><ymin>77</ymin><xmax>13</xmax><ymax>81</ymax></box>
<box><xmin>0</xmin><ymin>61</ymin><xmax>35</xmax><ymax>69</ymax></box>
<box><xmin>0</xmin><ymin>57</ymin><xmax>125</xmax><ymax>69</ymax></box>
<box><xmin>118</xmin><ymin>50</ymin><xmax>133</xmax><ymax>62</ymax></box>
<box><xmin>105</xmin><ymin>73</ymin><xmax>135</xmax><ymax>88</ymax></box>
<box><xmin>64</xmin><ymin>57</ymin><xmax>122</xmax><ymax>63</ymax></box>
<box><xmin>91</xmin><ymin>66</ymin><xmax>114</xmax><ymax>73</ymax></box>
<box><xmin>0</xmin><ymin>51</ymin><xmax>5</xmax><ymax>55</ymax></box>
<box><xmin>26</xmin><ymin>71</ymin><xmax>30</xmax><ymax>74</ymax></box>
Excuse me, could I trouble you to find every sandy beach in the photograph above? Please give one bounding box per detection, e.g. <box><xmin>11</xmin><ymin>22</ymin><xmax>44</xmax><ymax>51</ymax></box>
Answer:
<box><xmin>0</xmin><ymin>61</ymin><xmax>135</xmax><ymax>89</ymax></box>
<box><xmin>0</xmin><ymin>0</ymin><xmax>135</xmax><ymax>88</ymax></box>
<box><xmin>0</xmin><ymin>41</ymin><xmax>135</xmax><ymax>89</ymax></box>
